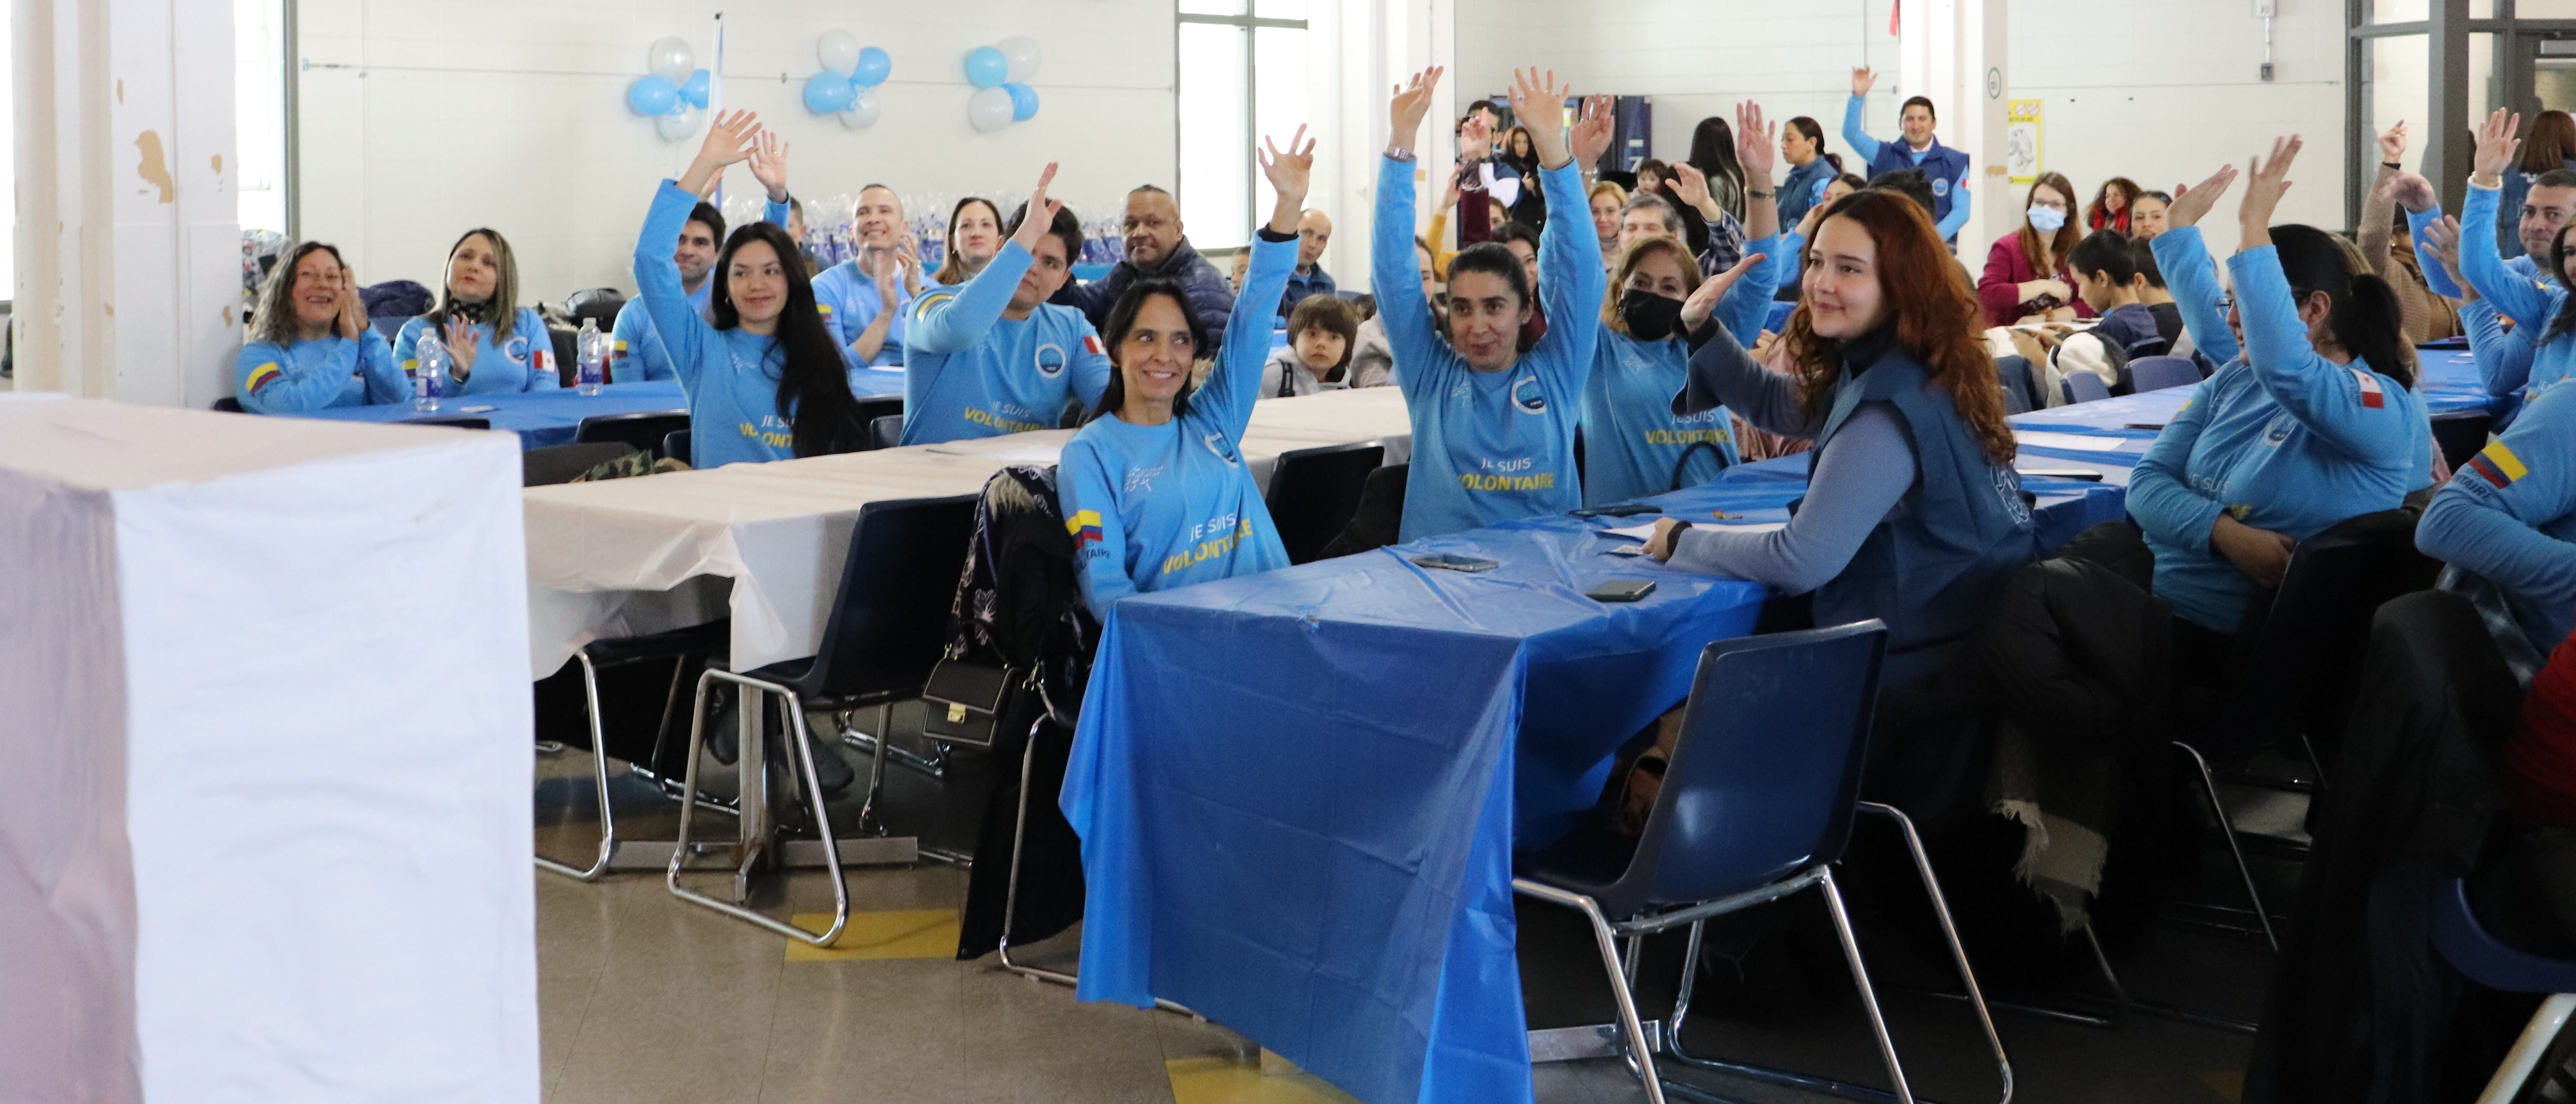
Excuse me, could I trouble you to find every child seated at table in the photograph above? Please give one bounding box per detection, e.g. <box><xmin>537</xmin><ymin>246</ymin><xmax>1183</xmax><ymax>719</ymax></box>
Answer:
<box><xmin>235</xmin><ymin>242</ymin><xmax>410</xmax><ymax>414</ymax></box>
<box><xmin>1057</xmin><ymin>129</ymin><xmax>1314</xmax><ymax>622</ymax></box>
<box><xmin>1261</xmin><ymin>294</ymin><xmax>1373</xmax><ymax>396</ymax></box>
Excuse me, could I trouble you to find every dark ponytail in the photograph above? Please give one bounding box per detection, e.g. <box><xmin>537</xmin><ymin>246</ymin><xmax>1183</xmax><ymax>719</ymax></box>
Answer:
<box><xmin>709</xmin><ymin>221</ymin><xmax>866</xmax><ymax>457</ymax></box>
<box><xmin>2270</xmin><ymin>224</ymin><xmax>2415</xmax><ymax>390</ymax></box>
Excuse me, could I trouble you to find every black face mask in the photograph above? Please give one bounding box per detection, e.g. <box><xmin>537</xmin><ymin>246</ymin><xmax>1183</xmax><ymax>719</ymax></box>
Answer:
<box><xmin>1619</xmin><ymin>289</ymin><xmax>1685</xmax><ymax>342</ymax></box>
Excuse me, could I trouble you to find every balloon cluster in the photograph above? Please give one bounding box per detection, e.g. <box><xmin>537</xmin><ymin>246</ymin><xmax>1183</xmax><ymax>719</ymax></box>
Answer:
<box><xmin>965</xmin><ymin>37</ymin><xmax>1042</xmax><ymax>134</ymax></box>
<box><xmin>627</xmin><ymin>37</ymin><xmax>711</xmax><ymax>143</ymax></box>
<box><xmin>804</xmin><ymin>31</ymin><xmax>893</xmax><ymax>130</ymax></box>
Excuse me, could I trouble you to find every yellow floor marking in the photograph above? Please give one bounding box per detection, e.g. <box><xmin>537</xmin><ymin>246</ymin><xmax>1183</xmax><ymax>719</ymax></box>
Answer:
<box><xmin>2198</xmin><ymin>1070</ymin><xmax>2245</xmax><ymax>1102</ymax></box>
<box><xmin>1165</xmin><ymin>1056</ymin><xmax>1361</xmax><ymax>1104</ymax></box>
<box><xmin>784</xmin><ymin>909</ymin><xmax>962</xmax><ymax>961</ymax></box>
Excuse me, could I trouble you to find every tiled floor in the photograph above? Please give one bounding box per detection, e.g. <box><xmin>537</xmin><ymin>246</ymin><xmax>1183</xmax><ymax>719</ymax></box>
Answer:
<box><xmin>531</xmin><ymin>702</ymin><xmax>2271</xmax><ymax>1103</ymax></box>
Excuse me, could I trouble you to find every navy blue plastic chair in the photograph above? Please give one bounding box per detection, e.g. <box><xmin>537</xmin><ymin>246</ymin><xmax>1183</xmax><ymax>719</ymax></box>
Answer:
<box><xmin>2431</xmin><ymin>875</ymin><xmax>2576</xmax><ymax>1103</ymax></box>
<box><xmin>661</xmin><ymin>429</ymin><xmax>690</xmax><ymax>467</ymax></box>
<box><xmin>2127</xmin><ymin>356</ymin><xmax>2201</xmax><ymax>394</ymax></box>
<box><xmin>2062</xmin><ymin>370</ymin><xmax>2112</xmax><ymax>405</ymax></box>
<box><xmin>1514</xmin><ymin>621</ymin><xmax>2010</xmax><ymax>1104</ymax></box>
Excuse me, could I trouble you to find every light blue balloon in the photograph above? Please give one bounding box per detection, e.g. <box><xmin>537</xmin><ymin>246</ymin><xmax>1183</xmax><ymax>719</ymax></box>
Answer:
<box><xmin>627</xmin><ymin>75</ymin><xmax>679</xmax><ymax>117</ymax></box>
<box><xmin>964</xmin><ymin>46</ymin><xmax>1008</xmax><ymax>89</ymax></box>
<box><xmin>853</xmin><ymin>46</ymin><xmax>892</xmax><ymax>88</ymax></box>
<box><xmin>1005</xmin><ymin>82</ymin><xmax>1039</xmax><ymax>122</ymax></box>
<box><xmin>680</xmin><ymin>68</ymin><xmax>711</xmax><ymax>109</ymax></box>
<box><xmin>803</xmin><ymin>71</ymin><xmax>857</xmax><ymax>114</ymax></box>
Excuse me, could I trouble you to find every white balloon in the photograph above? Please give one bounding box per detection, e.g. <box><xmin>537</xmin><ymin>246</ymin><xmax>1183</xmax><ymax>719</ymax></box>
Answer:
<box><xmin>657</xmin><ymin>101</ymin><xmax>702</xmax><ymax>142</ymax></box>
<box><xmin>998</xmin><ymin>36</ymin><xmax>1043</xmax><ymax>84</ymax></box>
<box><xmin>645</xmin><ymin>36</ymin><xmax>695</xmax><ymax>84</ymax></box>
<box><xmin>839</xmin><ymin>90</ymin><xmax>881</xmax><ymax>130</ymax></box>
<box><xmin>968</xmin><ymin>86</ymin><xmax>1015</xmax><ymax>134</ymax></box>
<box><xmin>815</xmin><ymin>30</ymin><xmax>861</xmax><ymax>77</ymax></box>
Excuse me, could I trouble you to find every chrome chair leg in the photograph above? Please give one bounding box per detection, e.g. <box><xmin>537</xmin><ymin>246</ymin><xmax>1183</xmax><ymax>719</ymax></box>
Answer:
<box><xmin>667</xmin><ymin>668</ymin><xmax>850</xmax><ymax>947</ymax></box>
<box><xmin>2479</xmin><ymin>993</ymin><xmax>2576</xmax><ymax>1104</ymax></box>
<box><xmin>1512</xmin><ymin>879</ymin><xmax>1668</xmax><ymax>1104</ymax></box>
<box><xmin>836</xmin><ymin>706</ymin><xmax>951</xmax><ymax>779</ymax></box>
<box><xmin>2174</xmin><ymin>741</ymin><xmax>2280</xmax><ymax>951</ymax></box>
<box><xmin>536</xmin><ymin>651</ymin><xmax>619</xmax><ymax>881</ymax></box>
<box><xmin>856</xmin><ymin>703</ymin><xmax>894</xmax><ymax>835</ymax></box>
<box><xmin>1820</xmin><ymin>868</ymin><xmax>1917</xmax><ymax>1104</ymax></box>
<box><xmin>1860</xmin><ymin>802</ymin><xmax>2014</xmax><ymax>1104</ymax></box>
<box><xmin>998</xmin><ymin>723</ymin><xmax>1078</xmax><ymax>989</ymax></box>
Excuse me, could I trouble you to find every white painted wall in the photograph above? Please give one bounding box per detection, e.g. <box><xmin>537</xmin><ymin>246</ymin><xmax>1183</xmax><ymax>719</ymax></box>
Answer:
<box><xmin>1454</xmin><ymin>0</ymin><xmax>2345</xmax><ymax>258</ymax></box>
<box><xmin>294</xmin><ymin>0</ymin><xmax>1176</xmax><ymax>303</ymax></box>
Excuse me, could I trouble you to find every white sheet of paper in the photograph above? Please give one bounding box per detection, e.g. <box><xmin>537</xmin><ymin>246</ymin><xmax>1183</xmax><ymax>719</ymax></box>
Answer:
<box><xmin>2014</xmin><ymin>430</ymin><xmax>2149</xmax><ymax>452</ymax></box>
<box><xmin>1603</xmin><ymin>522</ymin><xmax>1662</xmax><ymax>541</ymax></box>
<box><xmin>1603</xmin><ymin>520</ymin><xmax>1788</xmax><ymax>541</ymax></box>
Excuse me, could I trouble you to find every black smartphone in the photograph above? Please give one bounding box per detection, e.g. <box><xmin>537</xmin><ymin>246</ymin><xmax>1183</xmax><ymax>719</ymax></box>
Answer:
<box><xmin>1586</xmin><ymin>578</ymin><xmax>1658</xmax><ymax>602</ymax></box>
<box><xmin>1571</xmin><ymin>503</ymin><xmax>1663</xmax><ymax>518</ymax></box>
<box><xmin>2017</xmin><ymin>468</ymin><xmax>2106</xmax><ymax>482</ymax></box>
<box><xmin>2122</xmin><ymin>423</ymin><xmax>2167</xmax><ymax>431</ymax></box>
<box><xmin>1413</xmin><ymin>553</ymin><xmax>1501</xmax><ymax>572</ymax></box>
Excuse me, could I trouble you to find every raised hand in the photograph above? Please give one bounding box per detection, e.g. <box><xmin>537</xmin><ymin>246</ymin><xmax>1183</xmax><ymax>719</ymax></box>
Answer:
<box><xmin>2378</xmin><ymin>119</ymin><xmax>2409</xmax><ymax>167</ymax></box>
<box><xmin>2473</xmin><ymin>107</ymin><xmax>2523</xmax><ymax>188</ymax></box>
<box><xmin>1736</xmin><ymin>101</ymin><xmax>1778</xmax><ymax>183</ymax></box>
<box><xmin>1679</xmin><ymin>252</ymin><xmax>1766</xmax><ymax>332</ymax></box>
<box><xmin>1009</xmin><ymin>162</ymin><xmax>1063</xmax><ymax>253</ymax></box>
<box><xmin>1669</xmin><ymin>161</ymin><xmax>1716</xmax><ymax>217</ymax></box>
<box><xmin>1459</xmin><ymin>113</ymin><xmax>1494</xmax><ymax>161</ymax></box>
<box><xmin>747</xmin><ymin>128</ymin><xmax>791</xmax><ymax>202</ymax></box>
<box><xmin>1389</xmin><ymin>67</ymin><xmax>1446</xmax><ymax>154</ymax></box>
<box><xmin>1507</xmin><ymin>67</ymin><xmax>1576</xmax><ymax>169</ymax></box>
<box><xmin>2238</xmin><ymin>134</ymin><xmax>2301</xmax><ymax>245</ymax></box>
<box><xmin>440</xmin><ymin>316</ymin><xmax>479</xmax><ymax>379</ymax></box>
<box><xmin>2163</xmin><ymin>163</ymin><xmax>2239</xmax><ymax>230</ymax></box>
<box><xmin>1569</xmin><ymin>94</ymin><xmax>1616</xmax><ymax>168</ymax></box>
<box><xmin>680</xmin><ymin>109</ymin><xmax>762</xmax><ymax>195</ymax></box>
<box><xmin>2387</xmin><ymin>171</ymin><xmax>2438</xmax><ymax>214</ymax></box>
<box><xmin>1851</xmin><ymin>67</ymin><xmax>1878</xmax><ymax>97</ymax></box>
<box><xmin>1260</xmin><ymin>125</ymin><xmax>1318</xmax><ymax>233</ymax></box>
<box><xmin>2421</xmin><ymin>214</ymin><xmax>2473</xmax><ymax>295</ymax></box>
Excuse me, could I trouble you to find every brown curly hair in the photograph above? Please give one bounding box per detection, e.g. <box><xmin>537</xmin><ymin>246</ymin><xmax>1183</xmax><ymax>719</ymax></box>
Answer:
<box><xmin>1779</xmin><ymin>189</ymin><xmax>2017</xmax><ymax>465</ymax></box>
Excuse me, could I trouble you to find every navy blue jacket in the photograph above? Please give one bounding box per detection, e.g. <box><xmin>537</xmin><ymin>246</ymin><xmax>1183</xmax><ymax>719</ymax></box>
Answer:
<box><xmin>1054</xmin><ymin>236</ymin><xmax>1236</xmax><ymax>356</ymax></box>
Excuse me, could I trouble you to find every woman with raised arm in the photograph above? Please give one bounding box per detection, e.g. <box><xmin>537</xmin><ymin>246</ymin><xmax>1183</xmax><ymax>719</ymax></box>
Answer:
<box><xmin>1058</xmin><ymin>129</ymin><xmax>1316</xmax><ymax>623</ymax></box>
<box><xmin>1643</xmin><ymin>186</ymin><xmax>2037</xmax><ymax>690</ymax></box>
<box><xmin>2456</xmin><ymin>109</ymin><xmax>2576</xmax><ymax>407</ymax></box>
<box><xmin>1582</xmin><ymin>101</ymin><xmax>1787</xmax><ymax>506</ymax></box>
<box><xmin>900</xmin><ymin>164</ymin><xmax>1112</xmax><ymax>445</ymax></box>
<box><xmin>235</xmin><ymin>242</ymin><xmax>409</xmax><ymax>413</ymax></box>
<box><xmin>2137</xmin><ymin>137</ymin><xmax>2431</xmax><ymax>649</ymax></box>
<box><xmin>634</xmin><ymin>112</ymin><xmax>866</xmax><ymax>467</ymax></box>
<box><xmin>1375</xmin><ymin>66</ymin><xmax>1610</xmax><ymax>538</ymax></box>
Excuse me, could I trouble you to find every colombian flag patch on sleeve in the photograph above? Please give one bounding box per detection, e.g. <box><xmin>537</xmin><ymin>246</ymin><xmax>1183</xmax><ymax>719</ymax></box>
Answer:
<box><xmin>2349</xmin><ymin>368</ymin><xmax>2385</xmax><ymax>409</ymax></box>
<box><xmin>245</xmin><ymin>362</ymin><xmax>283</xmax><ymax>393</ymax></box>
<box><xmin>2470</xmin><ymin>441</ymin><xmax>2529</xmax><ymax>489</ymax></box>
<box><xmin>817</xmin><ymin>303</ymin><xmax>834</xmax><ymax>316</ymax></box>
<box><xmin>1083</xmin><ymin>335</ymin><xmax>1105</xmax><ymax>356</ymax></box>
<box><xmin>1066</xmin><ymin>509</ymin><xmax>1104</xmax><ymax>548</ymax></box>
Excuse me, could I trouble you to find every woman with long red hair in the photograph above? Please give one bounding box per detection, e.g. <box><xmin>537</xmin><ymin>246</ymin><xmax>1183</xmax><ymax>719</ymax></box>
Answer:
<box><xmin>1646</xmin><ymin>187</ymin><xmax>2038</xmax><ymax>691</ymax></box>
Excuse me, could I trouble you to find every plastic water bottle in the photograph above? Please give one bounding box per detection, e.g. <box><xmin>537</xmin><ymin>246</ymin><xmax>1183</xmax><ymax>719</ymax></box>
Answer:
<box><xmin>577</xmin><ymin>317</ymin><xmax>607</xmax><ymax>395</ymax></box>
<box><xmin>413</xmin><ymin>330</ymin><xmax>447</xmax><ymax>412</ymax></box>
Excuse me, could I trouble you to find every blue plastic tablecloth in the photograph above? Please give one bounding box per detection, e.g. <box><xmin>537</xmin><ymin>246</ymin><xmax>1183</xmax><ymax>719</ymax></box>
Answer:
<box><xmin>279</xmin><ymin>371</ymin><xmax>908</xmax><ymax>448</ymax></box>
<box><xmin>1060</xmin><ymin>460</ymin><xmax>2126</xmax><ymax>1104</ymax></box>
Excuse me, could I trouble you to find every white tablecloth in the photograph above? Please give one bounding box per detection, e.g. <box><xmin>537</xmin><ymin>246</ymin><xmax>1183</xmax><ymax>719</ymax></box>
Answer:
<box><xmin>0</xmin><ymin>398</ymin><xmax>538</xmax><ymax>1104</ymax></box>
<box><xmin>524</xmin><ymin>387</ymin><xmax>1414</xmax><ymax>676</ymax></box>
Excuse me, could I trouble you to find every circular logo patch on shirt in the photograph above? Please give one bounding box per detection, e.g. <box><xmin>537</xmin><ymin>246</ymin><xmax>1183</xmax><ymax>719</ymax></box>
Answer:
<box><xmin>1931</xmin><ymin>177</ymin><xmax>1951</xmax><ymax>198</ymax></box>
<box><xmin>1034</xmin><ymin>342</ymin><xmax>1067</xmax><ymax>377</ymax></box>
<box><xmin>1511</xmin><ymin>374</ymin><xmax>1548</xmax><ymax>414</ymax></box>
<box><xmin>503</xmin><ymin>334</ymin><xmax>532</xmax><ymax>365</ymax></box>
<box><xmin>1202</xmin><ymin>432</ymin><xmax>1242</xmax><ymax>467</ymax></box>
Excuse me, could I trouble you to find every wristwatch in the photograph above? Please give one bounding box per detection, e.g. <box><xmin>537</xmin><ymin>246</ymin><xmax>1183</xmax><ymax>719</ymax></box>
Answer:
<box><xmin>1385</xmin><ymin>145</ymin><xmax>1418</xmax><ymax>162</ymax></box>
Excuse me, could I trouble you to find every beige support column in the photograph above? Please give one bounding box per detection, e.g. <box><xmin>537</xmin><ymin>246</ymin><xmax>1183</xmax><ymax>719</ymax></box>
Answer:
<box><xmin>15</xmin><ymin>0</ymin><xmax>240</xmax><ymax>407</ymax></box>
<box><xmin>1898</xmin><ymin>0</ymin><xmax>2007</xmax><ymax>264</ymax></box>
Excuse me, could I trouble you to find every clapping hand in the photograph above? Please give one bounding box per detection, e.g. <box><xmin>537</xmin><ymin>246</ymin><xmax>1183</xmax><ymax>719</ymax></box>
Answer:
<box><xmin>335</xmin><ymin>265</ymin><xmax>367</xmax><ymax>340</ymax></box>
<box><xmin>440</xmin><ymin>316</ymin><xmax>479</xmax><ymax>380</ymax></box>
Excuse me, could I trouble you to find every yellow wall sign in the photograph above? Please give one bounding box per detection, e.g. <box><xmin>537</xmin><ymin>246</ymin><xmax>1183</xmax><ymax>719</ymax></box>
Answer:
<box><xmin>2006</xmin><ymin>99</ymin><xmax>2043</xmax><ymax>185</ymax></box>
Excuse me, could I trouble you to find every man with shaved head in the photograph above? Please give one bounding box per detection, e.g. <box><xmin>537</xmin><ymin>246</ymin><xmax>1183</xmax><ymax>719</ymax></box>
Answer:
<box><xmin>1278</xmin><ymin>208</ymin><xmax>1337</xmax><ymax>318</ymax></box>
<box><xmin>1053</xmin><ymin>183</ymin><xmax>1236</xmax><ymax>353</ymax></box>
